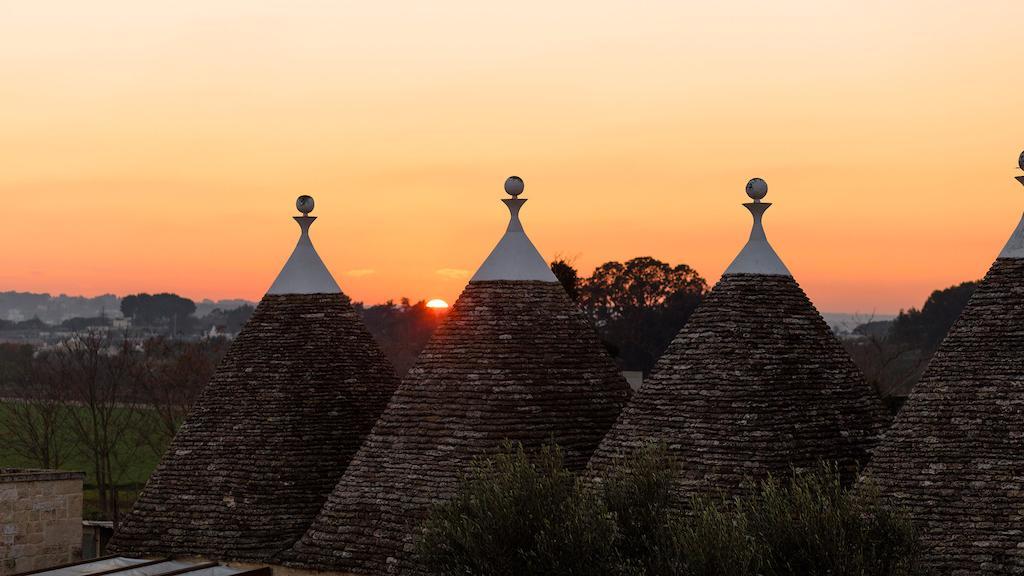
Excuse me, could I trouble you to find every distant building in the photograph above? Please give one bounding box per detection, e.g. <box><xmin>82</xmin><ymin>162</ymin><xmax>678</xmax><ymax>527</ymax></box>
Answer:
<box><xmin>0</xmin><ymin>469</ymin><xmax>84</xmax><ymax>576</ymax></box>
<box><xmin>588</xmin><ymin>179</ymin><xmax>888</xmax><ymax>499</ymax></box>
<box><xmin>109</xmin><ymin>196</ymin><xmax>399</xmax><ymax>564</ymax></box>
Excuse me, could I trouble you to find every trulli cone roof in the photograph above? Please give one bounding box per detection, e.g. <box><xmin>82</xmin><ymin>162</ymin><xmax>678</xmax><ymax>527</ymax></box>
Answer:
<box><xmin>284</xmin><ymin>179</ymin><xmax>630</xmax><ymax>575</ymax></box>
<box><xmin>109</xmin><ymin>198</ymin><xmax>398</xmax><ymax>562</ymax></box>
<box><xmin>588</xmin><ymin>180</ymin><xmax>888</xmax><ymax>501</ymax></box>
<box><xmin>863</xmin><ymin>166</ymin><xmax>1024</xmax><ymax>574</ymax></box>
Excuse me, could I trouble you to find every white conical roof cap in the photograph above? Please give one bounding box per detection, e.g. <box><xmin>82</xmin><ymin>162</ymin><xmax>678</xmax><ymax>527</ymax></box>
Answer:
<box><xmin>267</xmin><ymin>196</ymin><xmax>341</xmax><ymax>295</ymax></box>
<box><xmin>723</xmin><ymin>178</ymin><xmax>792</xmax><ymax>277</ymax></box>
<box><xmin>997</xmin><ymin>163</ymin><xmax>1024</xmax><ymax>259</ymax></box>
<box><xmin>471</xmin><ymin>177</ymin><xmax>558</xmax><ymax>282</ymax></box>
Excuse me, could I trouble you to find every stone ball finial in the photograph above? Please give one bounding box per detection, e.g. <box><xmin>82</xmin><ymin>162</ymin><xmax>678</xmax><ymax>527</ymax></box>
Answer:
<box><xmin>746</xmin><ymin>178</ymin><xmax>768</xmax><ymax>201</ymax></box>
<box><xmin>1018</xmin><ymin>150</ymin><xmax>1024</xmax><ymax>171</ymax></box>
<box><xmin>296</xmin><ymin>195</ymin><xmax>315</xmax><ymax>215</ymax></box>
<box><xmin>505</xmin><ymin>176</ymin><xmax>524</xmax><ymax>197</ymax></box>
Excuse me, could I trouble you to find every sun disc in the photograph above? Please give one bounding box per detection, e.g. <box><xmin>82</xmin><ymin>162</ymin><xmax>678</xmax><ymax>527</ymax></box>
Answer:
<box><xmin>426</xmin><ymin>298</ymin><xmax>449</xmax><ymax>309</ymax></box>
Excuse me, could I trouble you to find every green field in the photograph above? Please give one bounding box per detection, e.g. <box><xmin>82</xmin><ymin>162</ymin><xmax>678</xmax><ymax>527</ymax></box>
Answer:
<box><xmin>0</xmin><ymin>401</ymin><xmax>167</xmax><ymax>519</ymax></box>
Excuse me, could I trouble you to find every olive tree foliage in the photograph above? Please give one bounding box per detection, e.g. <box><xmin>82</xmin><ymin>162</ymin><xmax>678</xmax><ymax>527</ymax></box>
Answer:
<box><xmin>418</xmin><ymin>443</ymin><xmax>926</xmax><ymax>576</ymax></box>
<box><xmin>417</xmin><ymin>442</ymin><xmax>629</xmax><ymax>576</ymax></box>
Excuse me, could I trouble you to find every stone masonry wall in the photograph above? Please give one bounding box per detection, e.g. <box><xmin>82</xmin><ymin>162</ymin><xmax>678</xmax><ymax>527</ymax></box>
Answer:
<box><xmin>0</xmin><ymin>469</ymin><xmax>84</xmax><ymax>576</ymax></box>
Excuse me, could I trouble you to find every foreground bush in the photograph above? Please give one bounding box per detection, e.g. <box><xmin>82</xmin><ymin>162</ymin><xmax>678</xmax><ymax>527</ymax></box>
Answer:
<box><xmin>417</xmin><ymin>442</ymin><xmax>629</xmax><ymax>576</ymax></box>
<box><xmin>725</xmin><ymin>466</ymin><xmax>923</xmax><ymax>576</ymax></box>
<box><xmin>418</xmin><ymin>442</ymin><xmax>925</xmax><ymax>576</ymax></box>
<box><xmin>681</xmin><ymin>466</ymin><xmax>923</xmax><ymax>576</ymax></box>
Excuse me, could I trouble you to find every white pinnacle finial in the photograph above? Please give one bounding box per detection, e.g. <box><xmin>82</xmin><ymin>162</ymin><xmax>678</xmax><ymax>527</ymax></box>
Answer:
<box><xmin>470</xmin><ymin>176</ymin><xmax>557</xmax><ymax>282</ymax></box>
<box><xmin>723</xmin><ymin>178</ymin><xmax>791</xmax><ymax>277</ymax></box>
<box><xmin>266</xmin><ymin>195</ymin><xmax>341</xmax><ymax>294</ymax></box>
<box><xmin>997</xmin><ymin>151</ymin><xmax>1024</xmax><ymax>258</ymax></box>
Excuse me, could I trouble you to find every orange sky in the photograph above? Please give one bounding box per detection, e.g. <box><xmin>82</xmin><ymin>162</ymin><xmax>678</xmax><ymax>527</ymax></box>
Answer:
<box><xmin>1</xmin><ymin>1</ymin><xmax>1022</xmax><ymax>313</ymax></box>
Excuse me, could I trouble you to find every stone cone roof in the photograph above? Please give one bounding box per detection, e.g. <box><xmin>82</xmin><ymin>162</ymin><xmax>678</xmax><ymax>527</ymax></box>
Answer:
<box><xmin>588</xmin><ymin>273</ymin><xmax>889</xmax><ymax>500</ymax></box>
<box><xmin>284</xmin><ymin>280</ymin><xmax>631</xmax><ymax>574</ymax></box>
<box><xmin>863</xmin><ymin>257</ymin><xmax>1024</xmax><ymax>574</ymax></box>
<box><xmin>109</xmin><ymin>293</ymin><xmax>399</xmax><ymax>562</ymax></box>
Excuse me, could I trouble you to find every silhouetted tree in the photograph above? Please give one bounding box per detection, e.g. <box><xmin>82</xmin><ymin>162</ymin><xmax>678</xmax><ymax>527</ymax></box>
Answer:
<box><xmin>890</xmin><ymin>281</ymin><xmax>978</xmax><ymax>352</ymax></box>
<box><xmin>580</xmin><ymin>257</ymin><xmax>707</xmax><ymax>373</ymax></box>
<box><xmin>51</xmin><ymin>332</ymin><xmax>147</xmax><ymax>524</ymax></box>
<box><xmin>121</xmin><ymin>293</ymin><xmax>197</xmax><ymax>329</ymax></box>
<box><xmin>550</xmin><ymin>259</ymin><xmax>581</xmax><ymax>302</ymax></box>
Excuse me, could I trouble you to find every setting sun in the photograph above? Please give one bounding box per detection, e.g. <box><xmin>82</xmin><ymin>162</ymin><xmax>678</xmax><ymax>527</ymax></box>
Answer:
<box><xmin>425</xmin><ymin>299</ymin><xmax>449</xmax><ymax>309</ymax></box>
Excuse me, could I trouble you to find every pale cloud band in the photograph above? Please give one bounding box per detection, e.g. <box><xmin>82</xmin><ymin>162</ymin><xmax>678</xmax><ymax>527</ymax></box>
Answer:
<box><xmin>435</xmin><ymin>268</ymin><xmax>469</xmax><ymax>280</ymax></box>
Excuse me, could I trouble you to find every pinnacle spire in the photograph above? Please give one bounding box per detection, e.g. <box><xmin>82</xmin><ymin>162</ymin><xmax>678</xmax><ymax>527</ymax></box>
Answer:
<box><xmin>722</xmin><ymin>178</ymin><xmax>791</xmax><ymax>276</ymax></box>
<box><xmin>267</xmin><ymin>196</ymin><xmax>341</xmax><ymax>294</ymax></box>
<box><xmin>997</xmin><ymin>151</ymin><xmax>1024</xmax><ymax>259</ymax></box>
<box><xmin>470</xmin><ymin>176</ymin><xmax>558</xmax><ymax>282</ymax></box>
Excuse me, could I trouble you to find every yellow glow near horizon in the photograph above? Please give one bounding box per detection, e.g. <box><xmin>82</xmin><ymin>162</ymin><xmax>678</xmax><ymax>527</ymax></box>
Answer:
<box><xmin>1</xmin><ymin>1</ymin><xmax>1022</xmax><ymax>314</ymax></box>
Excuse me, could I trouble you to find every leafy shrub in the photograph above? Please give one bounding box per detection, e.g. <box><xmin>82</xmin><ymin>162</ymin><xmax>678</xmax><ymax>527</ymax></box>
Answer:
<box><xmin>418</xmin><ymin>442</ymin><xmax>925</xmax><ymax>576</ymax></box>
<box><xmin>417</xmin><ymin>441</ymin><xmax>628</xmax><ymax>576</ymax></box>
<box><xmin>681</xmin><ymin>464</ymin><xmax>924</xmax><ymax>576</ymax></box>
<box><xmin>744</xmin><ymin>465</ymin><xmax>923</xmax><ymax>576</ymax></box>
<box><xmin>601</xmin><ymin>443</ymin><xmax>687</xmax><ymax>575</ymax></box>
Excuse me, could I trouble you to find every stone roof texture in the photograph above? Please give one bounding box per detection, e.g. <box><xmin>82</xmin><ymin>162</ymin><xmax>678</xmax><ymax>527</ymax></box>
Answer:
<box><xmin>863</xmin><ymin>257</ymin><xmax>1024</xmax><ymax>575</ymax></box>
<box><xmin>285</xmin><ymin>280</ymin><xmax>631</xmax><ymax>575</ymax></box>
<box><xmin>588</xmin><ymin>273</ymin><xmax>888</xmax><ymax>500</ymax></box>
<box><xmin>109</xmin><ymin>293</ymin><xmax>399</xmax><ymax>562</ymax></box>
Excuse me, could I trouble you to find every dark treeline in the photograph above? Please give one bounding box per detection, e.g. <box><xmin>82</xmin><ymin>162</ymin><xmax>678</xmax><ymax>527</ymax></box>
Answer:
<box><xmin>117</xmin><ymin>293</ymin><xmax>255</xmax><ymax>336</ymax></box>
<box><xmin>553</xmin><ymin>257</ymin><xmax>707</xmax><ymax>373</ymax></box>
<box><xmin>356</xmin><ymin>299</ymin><xmax>447</xmax><ymax>376</ymax></box>
<box><xmin>0</xmin><ymin>291</ymin><xmax>120</xmax><ymax>325</ymax></box>
<box><xmin>0</xmin><ymin>291</ymin><xmax>253</xmax><ymax>331</ymax></box>
<box><xmin>844</xmin><ymin>280</ymin><xmax>979</xmax><ymax>407</ymax></box>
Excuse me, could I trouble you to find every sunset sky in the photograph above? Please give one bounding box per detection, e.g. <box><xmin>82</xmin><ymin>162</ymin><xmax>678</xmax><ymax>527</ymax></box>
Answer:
<box><xmin>1</xmin><ymin>1</ymin><xmax>1022</xmax><ymax>313</ymax></box>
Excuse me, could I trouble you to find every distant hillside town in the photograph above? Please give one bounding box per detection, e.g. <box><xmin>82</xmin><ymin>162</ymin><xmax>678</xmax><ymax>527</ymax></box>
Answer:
<box><xmin>0</xmin><ymin>291</ymin><xmax>253</xmax><ymax>324</ymax></box>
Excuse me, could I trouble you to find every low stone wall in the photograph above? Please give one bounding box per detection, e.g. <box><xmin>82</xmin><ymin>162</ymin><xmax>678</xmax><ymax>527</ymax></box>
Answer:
<box><xmin>0</xmin><ymin>469</ymin><xmax>85</xmax><ymax>576</ymax></box>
